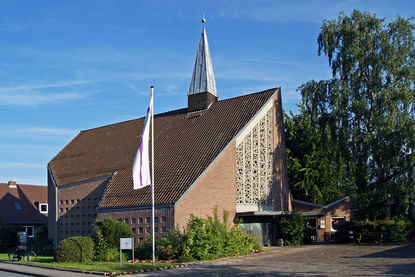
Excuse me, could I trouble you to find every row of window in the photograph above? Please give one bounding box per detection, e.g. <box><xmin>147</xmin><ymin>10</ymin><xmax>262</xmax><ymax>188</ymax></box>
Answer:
<box><xmin>59</xmin><ymin>206</ymin><xmax>97</xmax><ymax>214</ymax></box>
<box><xmin>59</xmin><ymin>198</ymin><xmax>98</xmax><ymax>205</ymax></box>
<box><xmin>131</xmin><ymin>226</ymin><xmax>167</xmax><ymax>234</ymax></box>
<box><xmin>119</xmin><ymin>216</ymin><xmax>166</xmax><ymax>225</ymax></box>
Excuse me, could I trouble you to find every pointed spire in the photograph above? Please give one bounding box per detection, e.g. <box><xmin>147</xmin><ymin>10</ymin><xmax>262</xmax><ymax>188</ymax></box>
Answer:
<box><xmin>188</xmin><ymin>19</ymin><xmax>218</xmax><ymax>97</ymax></box>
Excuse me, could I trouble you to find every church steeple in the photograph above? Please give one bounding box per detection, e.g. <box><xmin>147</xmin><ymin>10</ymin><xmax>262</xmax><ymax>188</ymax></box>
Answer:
<box><xmin>188</xmin><ymin>19</ymin><xmax>218</xmax><ymax>112</ymax></box>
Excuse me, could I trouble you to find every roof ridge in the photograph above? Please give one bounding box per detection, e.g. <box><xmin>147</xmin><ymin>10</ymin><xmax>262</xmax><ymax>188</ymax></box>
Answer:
<box><xmin>79</xmin><ymin>88</ymin><xmax>279</xmax><ymax>134</ymax></box>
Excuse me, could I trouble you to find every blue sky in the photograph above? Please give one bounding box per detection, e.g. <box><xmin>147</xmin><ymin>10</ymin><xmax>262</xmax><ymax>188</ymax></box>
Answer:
<box><xmin>1</xmin><ymin>0</ymin><xmax>414</xmax><ymax>186</ymax></box>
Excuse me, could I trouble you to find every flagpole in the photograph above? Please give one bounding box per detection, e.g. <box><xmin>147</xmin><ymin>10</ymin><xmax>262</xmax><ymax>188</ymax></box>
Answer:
<box><xmin>150</xmin><ymin>85</ymin><xmax>155</xmax><ymax>269</ymax></box>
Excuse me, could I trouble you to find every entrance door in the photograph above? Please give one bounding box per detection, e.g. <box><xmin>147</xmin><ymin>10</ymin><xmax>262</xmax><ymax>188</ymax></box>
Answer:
<box><xmin>308</xmin><ymin>218</ymin><xmax>318</xmax><ymax>242</ymax></box>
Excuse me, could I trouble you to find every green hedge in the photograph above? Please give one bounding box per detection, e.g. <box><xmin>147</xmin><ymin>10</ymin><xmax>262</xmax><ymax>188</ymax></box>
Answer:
<box><xmin>56</xmin><ymin>236</ymin><xmax>95</xmax><ymax>262</ymax></box>
<box><xmin>334</xmin><ymin>218</ymin><xmax>412</xmax><ymax>244</ymax></box>
<box><xmin>279</xmin><ymin>210</ymin><xmax>306</xmax><ymax>245</ymax></box>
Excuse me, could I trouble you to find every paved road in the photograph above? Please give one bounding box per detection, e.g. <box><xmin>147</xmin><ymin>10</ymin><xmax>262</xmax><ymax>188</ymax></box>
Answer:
<box><xmin>1</xmin><ymin>244</ymin><xmax>414</xmax><ymax>276</ymax></box>
<box><xmin>140</xmin><ymin>243</ymin><xmax>415</xmax><ymax>276</ymax></box>
<box><xmin>0</xmin><ymin>262</ymin><xmax>97</xmax><ymax>277</ymax></box>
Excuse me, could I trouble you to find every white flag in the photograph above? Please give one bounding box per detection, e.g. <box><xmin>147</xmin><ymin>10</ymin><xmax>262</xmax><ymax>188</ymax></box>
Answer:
<box><xmin>133</xmin><ymin>95</ymin><xmax>153</xmax><ymax>189</ymax></box>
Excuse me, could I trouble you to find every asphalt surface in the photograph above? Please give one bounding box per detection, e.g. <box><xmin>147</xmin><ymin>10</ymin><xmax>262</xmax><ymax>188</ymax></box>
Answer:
<box><xmin>1</xmin><ymin>243</ymin><xmax>414</xmax><ymax>276</ymax></box>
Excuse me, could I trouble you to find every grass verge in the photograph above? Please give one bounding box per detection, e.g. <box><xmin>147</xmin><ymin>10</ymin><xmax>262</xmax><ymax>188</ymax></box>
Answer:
<box><xmin>0</xmin><ymin>253</ymin><xmax>168</xmax><ymax>273</ymax></box>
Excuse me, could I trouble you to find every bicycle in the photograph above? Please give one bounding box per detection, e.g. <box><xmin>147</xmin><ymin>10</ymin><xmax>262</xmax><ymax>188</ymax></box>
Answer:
<box><xmin>8</xmin><ymin>247</ymin><xmax>37</xmax><ymax>262</ymax></box>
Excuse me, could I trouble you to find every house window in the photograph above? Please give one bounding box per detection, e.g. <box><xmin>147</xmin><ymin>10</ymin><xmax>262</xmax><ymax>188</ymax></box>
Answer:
<box><xmin>139</xmin><ymin>218</ymin><xmax>143</xmax><ymax>224</ymax></box>
<box><xmin>23</xmin><ymin>226</ymin><xmax>35</xmax><ymax>238</ymax></box>
<box><xmin>125</xmin><ymin>218</ymin><xmax>129</xmax><ymax>224</ymax></box>
<box><xmin>162</xmin><ymin>227</ymin><xmax>167</xmax><ymax>233</ymax></box>
<box><xmin>154</xmin><ymin>217</ymin><xmax>158</xmax><ymax>223</ymax></box>
<box><xmin>331</xmin><ymin>217</ymin><xmax>345</xmax><ymax>232</ymax></box>
<box><xmin>71</xmin><ymin>200</ymin><xmax>74</xmax><ymax>204</ymax></box>
<box><xmin>132</xmin><ymin>228</ymin><xmax>136</xmax><ymax>234</ymax></box>
<box><xmin>14</xmin><ymin>202</ymin><xmax>21</xmax><ymax>211</ymax></box>
<box><xmin>146</xmin><ymin>217</ymin><xmax>150</xmax><ymax>223</ymax></box>
<box><xmin>139</xmin><ymin>227</ymin><xmax>143</xmax><ymax>234</ymax></box>
<box><xmin>162</xmin><ymin>216</ymin><xmax>166</xmax><ymax>223</ymax></box>
<box><xmin>39</xmin><ymin>203</ymin><xmax>48</xmax><ymax>213</ymax></box>
<box><xmin>132</xmin><ymin>218</ymin><xmax>136</xmax><ymax>224</ymax></box>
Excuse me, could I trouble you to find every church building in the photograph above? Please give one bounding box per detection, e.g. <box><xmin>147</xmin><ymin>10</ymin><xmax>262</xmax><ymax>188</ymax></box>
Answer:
<box><xmin>48</xmin><ymin>23</ymin><xmax>292</xmax><ymax>247</ymax></box>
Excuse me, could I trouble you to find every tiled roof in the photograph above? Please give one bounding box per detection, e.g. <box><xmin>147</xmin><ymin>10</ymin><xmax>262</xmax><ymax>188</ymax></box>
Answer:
<box><xmin>49</xmin><ymin>88</ymin><xmax>278</xmax><ymax>209</ymax></box>
<box><xmin>0</xmin><ymin>183</ymin><xmax>48</xmax><ymax>224</ymax></box>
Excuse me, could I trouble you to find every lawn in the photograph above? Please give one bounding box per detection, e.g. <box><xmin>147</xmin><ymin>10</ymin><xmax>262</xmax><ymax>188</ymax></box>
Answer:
<box><xmin>0</xmin><ymin>253</ymin><xmax>171</xmax><ymax>273</ymax></box>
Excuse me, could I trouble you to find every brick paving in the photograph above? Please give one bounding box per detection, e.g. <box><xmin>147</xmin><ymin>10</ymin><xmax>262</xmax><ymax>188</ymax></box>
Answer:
<box><xmin>138</xmin><ymin>243</ymin><xmax>415</xmax><ymax>276</ymax></box>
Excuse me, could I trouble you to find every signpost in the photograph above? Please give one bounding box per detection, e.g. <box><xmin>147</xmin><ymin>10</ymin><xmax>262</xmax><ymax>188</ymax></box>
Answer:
<box><xmin>120</xmin><ymin>238</ymin><xmax>134</xmax><ymax>266</ymax></box>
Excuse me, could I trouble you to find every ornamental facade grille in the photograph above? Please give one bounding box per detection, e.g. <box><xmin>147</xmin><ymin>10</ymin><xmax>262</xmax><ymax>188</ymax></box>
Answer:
<box><xmin>236</xmin><ymin>108</ymin><xmax>273</xmax><ymax>206</ymax></box>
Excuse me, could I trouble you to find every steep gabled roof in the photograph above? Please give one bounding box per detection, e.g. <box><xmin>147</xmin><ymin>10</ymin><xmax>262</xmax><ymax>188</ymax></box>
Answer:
<box><xmin>49</xmin><ymin>88</ymin><xmax>278</xmax><ymax>209</ymax></box>
<box><xmin>0</xmin><ymin>183</ymin><xmax>48</xmax><ymax>224</ymax></box>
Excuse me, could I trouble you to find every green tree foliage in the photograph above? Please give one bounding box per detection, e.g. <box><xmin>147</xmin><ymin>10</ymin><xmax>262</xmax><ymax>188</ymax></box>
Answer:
<box><xmin>56</xmin><ymin>236</ymin><xmax>95</xmax><ymax>262</ymax></box>
<box><xmin>279</xmin><ymin>210</ymin><xmax>306</xmax><ymax>245</ymax></box>
<box><xmin>92</xmin><ymin>217</ymin><xmax>133</xmax><ymax>261</ymax></box>
<box><xmin>0</xmin><ymin>221</ymin><xmax>20</xmax><ymax>251</ymax></box>
<box><xmin>286</xmin><ymin>10</ymin><xmax>415</xmax><ymax>218</ymax></box>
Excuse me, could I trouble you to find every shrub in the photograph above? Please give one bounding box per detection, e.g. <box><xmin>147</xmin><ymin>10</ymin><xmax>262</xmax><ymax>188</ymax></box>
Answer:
<box><xmin>0</xmin><ymin>221</ymin><xmax>20</xmax><ymax>251</ymax></box>
<box><xmin>56</xmin><ymin>236</ymin><xmax>95</xmax><ymax>262</ymax></box>
<box><xmin>92</xmin><ymin>217</ymin><xmax>133</xmax><ymax>261</ymax></box>
<box><xmin>279</xmin><ymin>210</ymin><xmax>306</xmax><ymax>246</ymax></box>
<box><xmin>96</xmin><ymin>247</ymin><xmax>128</xmax><ymax>262</ymax></box>
<box><xmin>31</xmin><ymin>225</ymin><xmax>54</xmax><ymax>256</ymax></box>
<box><xmin>182</xmin><ymin>208</ymin><xmax>258</xmax><ymax>261</ymax></box>
<box><xmin>334</xmin><ymin>218</ymin><xmax>412</xmax><ymax>244</ymax></box>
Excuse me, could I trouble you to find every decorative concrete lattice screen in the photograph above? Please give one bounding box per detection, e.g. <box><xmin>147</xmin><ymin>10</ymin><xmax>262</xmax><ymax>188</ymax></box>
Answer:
<box><xmin>236</xmin><ymin>108</ymin><xmax>273</xmax><ymax>205</ymax></box>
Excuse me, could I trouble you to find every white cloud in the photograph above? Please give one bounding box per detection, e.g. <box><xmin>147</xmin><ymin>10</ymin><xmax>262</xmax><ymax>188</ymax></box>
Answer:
<box><xmin>0</xmin><ymin>91</ymin><xmax>84</xmax><ymax>107</ymax></box>
<box><xmin>0</xmin><ymin>162</ymin><xmax>44</xmax><ymax>169</ymax></box>
<box><xmin>0</xmin><ymin>127</ymin><xmax>78</xmax><ymax>138</ymax></box>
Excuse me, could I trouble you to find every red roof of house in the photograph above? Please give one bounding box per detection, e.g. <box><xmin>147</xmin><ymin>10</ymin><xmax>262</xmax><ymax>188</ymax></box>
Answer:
<box><xmin>0</xmin><ymin>183</ymin><xmax>48</xmax><ymax>225</ymax></box>
<box><xmin>49</xmin><ymin>88</ymin><xmax>278</xmax><ymax>209</ymax></box>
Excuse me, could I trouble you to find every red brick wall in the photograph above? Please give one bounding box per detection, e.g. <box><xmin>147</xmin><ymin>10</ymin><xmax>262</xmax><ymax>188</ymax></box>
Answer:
<box><xmin>316</xmin><ymin>198</ymin><xmax>353</xmax><ymax>241</ymax></box>
<box><xmin>273</xmin><ymin>90</ymin><xmax>292</xmax><ymax>212</ymax></box>
<box><xmin>98</xmin><ymin>207</ymin><xmax>173</xmax><ymax>245</ymax></box>
<box><xmin>174</xmin><ymin>141</ymin><xmax>237</xmax><ymax>231</ymax></box>
<box><xmin>56</xmin><ymin>178</ymin><xmax>108</xmax><ymax>243</ymax></box>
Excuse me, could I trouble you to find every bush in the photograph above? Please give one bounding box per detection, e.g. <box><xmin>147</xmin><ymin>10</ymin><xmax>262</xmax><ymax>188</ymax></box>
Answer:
<box><xmin>31</xmin><ymin>225</ymin><xmax>54</xmax><ymax>256</ymax></box>
<box><xmin>96</xmin><ymin>247</ymin><xmax>128</xmax><ymax>262</ymax></box>
<box><xmin>0</xmin><ymin>221</ymin><xmax>20</xmax><ymax>251</ymax></box>
<box><xmin>92</xmin><ymin>217</ymin><xmax>133</xmax><ymax>261</ymax></box>
<box><xmin>56</xmin><ymin>236</ymin><xmax>95</xmax><ymax>262</ymax></box>
<box><xmin>334</xmin><ymin>218</ymin><xmax>412</xmax><ymax>244</ymax></box>
<box><xmin>279</xmin><ymin>210</ymin><xmax>306</xmax><ymax>245</ymax></box>
<box><xmin>182</xmin><ymin>208</ymin><xmax>258</xmax><ymax>261</ymax></box>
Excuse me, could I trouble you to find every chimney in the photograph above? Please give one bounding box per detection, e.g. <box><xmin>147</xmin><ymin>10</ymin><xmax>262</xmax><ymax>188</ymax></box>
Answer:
<box><xmin>188</xmin><ymin>20</ymin><xmax>218</xmax><ymax>112</ymax></box>
<box><xmin>8</xmin><ymin>181</ymin><xmax>17</xmax><ymax>188</ymax></box>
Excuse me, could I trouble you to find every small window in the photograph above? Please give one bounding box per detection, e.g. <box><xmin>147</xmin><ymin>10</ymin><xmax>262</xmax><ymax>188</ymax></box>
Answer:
<box><xmin>132</xmin><ymin>218</ymin><xmax>136</xmax><ymax>224</ymax></box>
<box><xmin>154</xmin><ymin>217</ymin><xmax>158</xmax><ymax>223</ymax></box>
<box><xmin>139</xmin><ymin>218</ymin><xmax>143</xmax><ymax>224</ymax></box>
<box><xmin>162</xmin><ymin>227</ymin><xmax>167</xmax><ymax>233</ymax></box>
<box><xmin>60</xmin><ymin>200</ymin><xmax>63</xmax><ymax>205</ymax></box>
<box><xmin>132</xmin><ymin>228</ymin><xmax>136</xmax><ymax>234</ymax></box>
<box><xmin>65</xmin><ymin>200</ymin><xmax>68</xmax><ymax>205</ymax></box>
<box><xmin>146</xmin><ymin>217</ymin><xmax>150</xmax><ymax>223</ymax></box>
<box><xmin>71</xmin><ymin>200</ymin><xmax>74</xmax><ymax>204</ymax></box>
<box><xmin>162</xmin><ymin>216</ymin><xmax>166</xmax><ymax>223</ymax></box>
<box><xmin>155</xmin><ymin>227</ymin><xmax>158</xmax><ymax>233</ymax></box>
<box><xmin>139</xmin><ymin>227</ymin><xmax>143</xmax><ymax>234</ymax></box>
<box><xmin>14</xmin><ymin>202</ymin><xmax>21</xmax><ymax>211</ymax></box>
<box><xmin>39</xmin><ymin>203</ymin><xmax>48</xmax><ymax>213</ymax></box>
<box><xmin>60</xmin><ymin>208</ymin><xmax>63</xmax><ymax>213</ymax></box>
<box><xmin>125</xmin><ymin>218</ymin><xmax>129</xmax><ymax>224</ymax></box>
